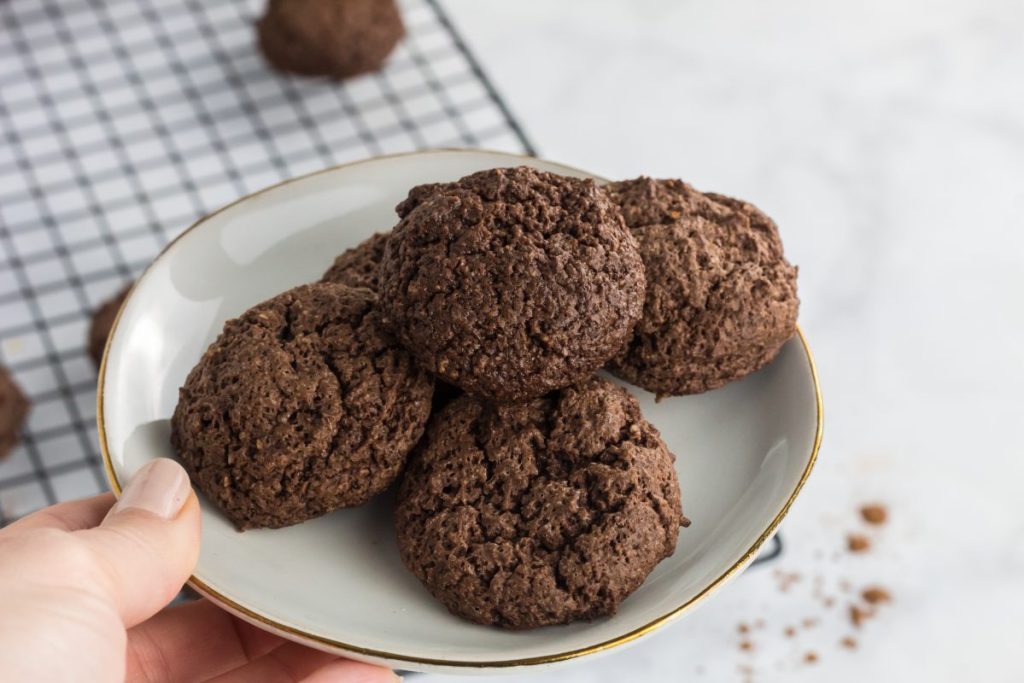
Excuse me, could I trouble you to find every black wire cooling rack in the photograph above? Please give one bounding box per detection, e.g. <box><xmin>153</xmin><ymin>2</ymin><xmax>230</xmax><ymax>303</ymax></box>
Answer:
<box><xmin>0</xmin><ymin>0</ymin><xmax>535</xmax><ymax>523</ymax></box>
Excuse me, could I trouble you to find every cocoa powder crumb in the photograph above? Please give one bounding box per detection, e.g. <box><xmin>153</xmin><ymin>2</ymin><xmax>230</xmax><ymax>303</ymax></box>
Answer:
<box><xmin>850</xmin><ymin>604</ymin><xmax>874</xmax><ymax>628</ymax></box>
<box><xmin>862</xmin><ymin>586</ymin><xmax>892</xmax><ymax>605</ymax></box>
<box><xmin>774</xmin><ymin>570</ymin><xmax>802</xmax><ymax>592</ymax></box>
<box><xmin>801</xmin><ymin>617</ymin><xmax>819</xmax><ymax>629</ymax></box>
<box><xmin>739</xmin><ymin>640</ymin><xmax>754</xmax><ymax>652</ymax></box>
<box><xmin>841</xmin><ymin>636</ymin><xmax>858</xmax><ymax>649</ymax></box>
<box><xmin>860</xmin><ymin>504</ymin><xmax>888</xmax><ymax>525</ymax></box>
<box><xmin>784</xmin><ymin>626</ymin><xmax>797</xmax><ymax>638</ymax></box>
<box><xmin>804</xmin><ymin>651</ymin><xmax>819</xmax><ymax>664</ymax></box>
<box><xmin>824</xmin><ymin>597</ymin><xmax>835</xmax><ymax>608</ymax></box>
<box><xmin>754</xmin><ymin>618</ymin><xmax>765</xmax><ymax>629</ymax></box>
<box><xmin>847</xmin><ymin>533</ymin><xmax>871</xmax><ymax>553</ymax></box>
<box><xmin>737</xmin><ymin>622</ymin><xmax>750</xmax><ymax>634</ymax></box>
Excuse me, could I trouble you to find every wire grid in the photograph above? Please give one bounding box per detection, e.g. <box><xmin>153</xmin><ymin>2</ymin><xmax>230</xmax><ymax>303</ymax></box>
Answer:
<box><xmin>0</xmin><ymin>0</ymin><xmax>534</xmax><ymax>525</ymax></box>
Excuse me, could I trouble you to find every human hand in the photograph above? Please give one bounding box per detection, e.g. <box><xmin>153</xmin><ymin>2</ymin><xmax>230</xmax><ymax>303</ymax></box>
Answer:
<box><xmin>0</xmin><ymin>458</ymin><xmax>399</xmax><ymax>683</ymax></box>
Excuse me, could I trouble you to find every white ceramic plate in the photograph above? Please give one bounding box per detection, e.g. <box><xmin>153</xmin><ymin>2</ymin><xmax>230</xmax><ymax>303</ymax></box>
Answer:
<box><xmin>99</xmin><ymin>149</ymin><xmax>822</xmax><ymax>674</ymax></box>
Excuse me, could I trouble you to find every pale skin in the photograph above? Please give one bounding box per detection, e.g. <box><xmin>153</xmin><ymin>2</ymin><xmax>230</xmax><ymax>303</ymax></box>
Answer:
<box><xmin>0</xmin><ymin>458</ymin><xmax>399</xmax><ymax>683</ymax></box>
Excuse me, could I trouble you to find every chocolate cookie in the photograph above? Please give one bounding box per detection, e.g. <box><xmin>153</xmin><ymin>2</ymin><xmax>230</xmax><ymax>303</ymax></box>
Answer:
<box><xmin>380</xmin><ymin>166</ymin><xmax>646</xmax><ymax>402</ymax></box>
<box><xmin>395</xmin><ymin>376</ymin><xmax>685</xmax><ymax>629</ymax></box>
<box><xmin>0</xmin><ymin>367</ymin><xmax>30</xmax><ymax>461</ymax></box>
<box><xmin>171</xmin><ymin>283</ymin><xmax>433</xmax><ymax>530</ymax></box>
<box><xmin>605</xmin><ymin>178</ymin><xmax>799</xmax><ymax>397</ymax></box>
<box><xmin>88</xmin><ymin>285</ymin><xmax>130</xmax><ymax>367</ymax></box>
<box><xmin>321</xmin><ymin>231</ymin><xmax>389</xmax><ymax>290</ymax></box>
<box><xmin>257</xmin><ymin>0</ymin><xmax>405</xmax><ymax>79</ymax></box>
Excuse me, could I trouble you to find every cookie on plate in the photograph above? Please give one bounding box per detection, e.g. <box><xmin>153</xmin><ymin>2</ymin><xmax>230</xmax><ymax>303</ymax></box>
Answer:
<box><xmin>321</xmin><ymin>231</ymin><xmax>389</xmax><ymax>291</ymax></box>
<box><xmin>171</xmin><ymin>283</ymin><xmax>433</xmax><ymax>530</ymax></box>
<box><xmin>606</xmin><ymin>178</ymin><xmax>799</xmax><ymax>397</ymax></box>
<box><xmin>257</xmin><ymin>0</ymin><xmax>404</xmax><ymax>79</ymax></box>
<box><xmin>0</xmin><ymin>366</ymin><xmax>30</xmax><ymax>461</ymax></box>
<box><xmin>380</xmin><ymin>166</ymin><xmax>646</xmax><ymax>402</ymax></box>
<box><xmin>88</xmin><ymin>285</ymin><xmax>131</xmax><ymax>367</ymax></box>
<box><xmin>395</xmin><ymin>376</ymin><xmax>685</xmax><ymax>629</ymax></box>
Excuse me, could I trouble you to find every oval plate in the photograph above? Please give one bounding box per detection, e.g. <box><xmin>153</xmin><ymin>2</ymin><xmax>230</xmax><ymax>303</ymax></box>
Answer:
<box><xmin>99</xmin><ymin>149</ymin><xmax>822</xmax><ymax>674</ymax></box>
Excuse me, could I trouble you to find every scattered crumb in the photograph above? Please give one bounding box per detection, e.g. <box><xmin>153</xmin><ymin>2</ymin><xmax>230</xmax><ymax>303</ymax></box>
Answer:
<box><xmin>774</xmin><ymin>570</ymin><xmax>802</xmax><ymax>592</ymax></box>
<box><xmin>850</xmin><ymin>604</ymin><xmax>873</xmax><ymax>628</ymax></box>
<box><xmin>862</xmin><ymin>586</ymin><xmax>892</xmax><ymax>605</ymax></box>
<box><xmin>860</xmin><ymin>504</ymin><xmax>888</xmax><ymax>525</ymax></box>
<box><xmin>722</xmin><ymin>506</ymin><xmax>893</xmax><ymax>670</ymax></box>
<box><xmin>847</xmin><ymin>533</ymin><xmax>871</xmax><ymax>553</ymax></box>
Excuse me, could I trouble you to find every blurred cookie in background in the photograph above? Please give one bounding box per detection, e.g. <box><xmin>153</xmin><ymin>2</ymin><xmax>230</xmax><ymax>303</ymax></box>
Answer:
<box><xmin>257</xmin><ymin>0</ymin><xmax>405</xmax><ymax>79</ymax></box>
<box><xmin>0</xmin><ymin>367</ymin><xmax>30</xmax><ymax>461</ymax></box>
<box><xmin>88</xmin><ymin>285</ymin><xmax>131</xmax><ymax>368</ymax></box>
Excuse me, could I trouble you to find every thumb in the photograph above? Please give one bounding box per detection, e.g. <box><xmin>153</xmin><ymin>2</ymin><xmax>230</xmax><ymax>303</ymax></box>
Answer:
<box><xmin>77</xmin><ymin>458</ymin><xmax>200</xmax><ymax>628</ymax></box>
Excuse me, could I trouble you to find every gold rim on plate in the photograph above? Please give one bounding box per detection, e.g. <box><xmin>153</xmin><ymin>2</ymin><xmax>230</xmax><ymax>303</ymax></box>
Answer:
<box><xmin>97</xmin><ymin>148</ymin><xmax>824</xmax><ymax>669</ymax></box>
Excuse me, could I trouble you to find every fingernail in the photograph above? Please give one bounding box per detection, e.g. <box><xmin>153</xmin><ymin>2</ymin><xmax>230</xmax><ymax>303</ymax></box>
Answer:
<box><xmin>391</xmin><ymin>674</ymin><xmax>403</xmax><ymax>683</ymax></box>
<box><xmin>113</xmin><ymin>458</ymin><xmax>191</xmax><ymax>519</ymax></box>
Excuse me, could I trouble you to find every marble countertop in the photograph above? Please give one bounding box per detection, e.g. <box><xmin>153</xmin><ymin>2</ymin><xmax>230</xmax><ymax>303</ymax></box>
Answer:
<box><xmin>433</xmin><ymin>0</ymin><xmax>1024</xmax><ymax>681</ymax></box>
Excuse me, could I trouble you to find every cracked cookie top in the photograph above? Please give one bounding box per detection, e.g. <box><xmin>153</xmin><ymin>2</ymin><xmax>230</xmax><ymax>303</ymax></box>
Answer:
<box><xmin>605</xmin><ymin>177</ymin><xmax>799</xmax><ymax>397</ymax></box>
<box><xmin>379</xmin><ymin>166</ymin><xmax>646</xmax><ymax>402</ymax></box>
<box><xmin>394</xmin><ymin>376</ymin><xmax>684</xmax><ymax>629</ymax></box>
<box><xmin>170</xmin><ymin>282</ymin><xmax>433</xmax><ymax>530</ymax></box>
<box><xmin>321</xmin><ymin>231</ymin><xmax>389</xmax><ymax>291</ymax></box>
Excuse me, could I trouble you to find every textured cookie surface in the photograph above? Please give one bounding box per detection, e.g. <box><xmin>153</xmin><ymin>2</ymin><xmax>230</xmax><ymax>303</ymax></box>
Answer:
<box><xmin>606</xmin><ymin>178</ymin><xmax>799</xmax><ymax>396</ymax></box>
<box><xmin>395</xmin><ymin>376</ymin><xmax>684</xmax><ymax>629</ymax></box>
<box><xmin>88</xmin><ymin>285</ymin><xmax>130</xmax><ymax>367</ymax></box>
<box><xmin>171</xmin><ymin>283</ymin><xmax>433</xmax><ymax>530</ymax></box>
<box><xmin>0</xmin><ymin>367</ymin><xmax>30</xmax><ymax>461</ymax></box>
<box><xmin>380</xmin><ymin>166</ymin><xmax>645</xmax><ymax>402</ymax></box>
<box><xmin>257</xmin><ymin>0</ymin><xmax>404</xmax><ymax>78</ymax></box>
<box><xmin>321</xmin><ymin>232</ymin><xmax>389</xmax><ymax>291</ymax></box>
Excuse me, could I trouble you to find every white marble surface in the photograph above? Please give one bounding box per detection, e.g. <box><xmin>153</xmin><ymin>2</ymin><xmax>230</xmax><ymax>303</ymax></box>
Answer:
<box><xmin>432</xmin><ymin>1</ymin><xmax>1024</xmax><ymax>681</ymax></box>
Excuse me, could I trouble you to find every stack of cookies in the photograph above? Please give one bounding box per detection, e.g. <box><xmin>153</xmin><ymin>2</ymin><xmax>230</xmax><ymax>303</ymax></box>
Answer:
<box><xmin>170</xmin><ymin>166</ymin><xmax>799</xmax><ymax>629</ymax></box>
